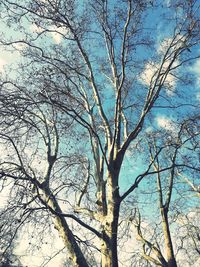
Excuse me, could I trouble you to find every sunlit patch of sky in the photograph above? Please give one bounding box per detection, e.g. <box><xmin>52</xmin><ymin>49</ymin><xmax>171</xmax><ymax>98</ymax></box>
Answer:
<box><xmin>190</xmin><ymin>58</ymin><xmax>200</xmax><ymax>87</ymax></box>
<box><xmin>156</xmin><ymin>116</ymin><xmax>176</xmax><ymax>132</ymax></box>
<box><xmin>14</xmin><ymin>223</ymin><xmax>66</xmax><ymax>267</ymax></box>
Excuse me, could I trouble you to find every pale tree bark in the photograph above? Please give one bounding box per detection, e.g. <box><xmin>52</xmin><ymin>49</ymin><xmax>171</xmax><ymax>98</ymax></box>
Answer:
<box><xmin>148</xmin><ymin>116</ymin><xmax>200</xmax><ymax>267</ymax></box>
<box><xmin>160</xmin><ymin>208</ymin><xmax>177</xmax><ymax>267</ymax></box>
<box><xmin>42</xmin><ymin>188</ymin><xmax>89</xmax><ymax>267</ymax></box>
<box><xmin>0</xmin><ymin>103</ymin><xmax>90</xmax><ymax>266</ymax></box>
<box><xmin>133</xmin><ymin>209</ymin><xmax>168</xmax><ymax>267</ymax></box>
<box><xmin>150</xmin><ymin>141</ymin><xmax>178</xmax><ymax>267</ymax></box>
<box><xmin>101</xmin><ymin>170</ymin><xmax>120</xmax><ymax>267</ymax></box>
<box><xmin>0</xmin><ymin>1</ymin><xmax>200</xmax><ymax>266</ymax></box>
<box><xmin>133</xmin><ymin>115</ymin><xmax>200</xmax><ymax>267</ymax></box>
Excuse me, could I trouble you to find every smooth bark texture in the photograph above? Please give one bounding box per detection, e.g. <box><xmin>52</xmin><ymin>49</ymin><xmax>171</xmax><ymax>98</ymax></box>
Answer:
<box><xmin>43</xmin><ymin>188</ymin><xmax>89</xmax><ymax>267</ymax></box>
<box><xmin>161</xmin><ymin>208</ymin><xmax>177</xmax><ymax>267</ymax></box>
<box><xmin>101</xmin><ymin>194</ymin><xmax>120</xmax><ymax>267</ymax></box>
<box><xmin>100</xmin><ymin>158</ymin><xmax>121</xmax><ymax>266</ymax></box>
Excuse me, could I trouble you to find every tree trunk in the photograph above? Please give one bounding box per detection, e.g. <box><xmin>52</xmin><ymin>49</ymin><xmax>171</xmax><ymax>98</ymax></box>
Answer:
<box><xmin>54</xmin><ymin>214</ymin><xmax>89</xmax><ymax>267</ymax></box>
<box><xmin>101</xmin><ymin>239</ymin><xmax>113</xmax><ymax>267</ymax></box>
<box><xmin>161</xmin><ymin>208</ymin><xmax>177</xmax><ymax>267</ymax></box>
<box><xmin>43</xmin><ymin>188</ymin><xmax>89</xmax><ymax>267</ymax></box>
<box><xmin>101</xmin><ymin>206</ymin><xmax>120</xmax><ymax>267</ymax></box>
<box><xmin>101</xmin><ymin>169</ymin><xmax>120</xmax><ymax>267</ymax></box>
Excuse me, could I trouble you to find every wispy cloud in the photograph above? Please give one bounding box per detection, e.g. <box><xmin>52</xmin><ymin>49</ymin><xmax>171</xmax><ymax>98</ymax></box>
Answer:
<box><xmin>157</xmin><ymin>34</ymin><xmax>190</xmax><ymax>55</ymax></box>
<box><xmin>156</xmin><ymin>116</ymin><xmax>176</xmax><ymax>132</ymax></box>
<box><xmin>0</xmin><ymin>57</ymin><xmax>7</xmax><ymax>72</ymax></box>
<box><xmin>140</xmin><ymin>36</ymin><xmax>184</xmax><ymax>96</ymax></box>
<box><xmin>189</xmin><ymin>58</ymin><xmax>200</xmax><ymax>101</ymax></box>
<box><xmin>30</xmin><ymin>23</ymin><xmax>44</xmax><ymax>34</ymax></box>
<box><xmin>49</xmin><ymin>26</ymin><xmax>69</xmax><ymax>44</ymax></box>
<box><xmin>30</xmin><ymin>24</ymin><xmax>69</xmax><ymax>44</ymax></box>
<box><xmin>140</xmin><ymin>60</ymin><xmax>178</xmax><ymax>96</ymax></box>
<box><xmin>190</xmin><ymin>58</ymin><xmax>200</xmax><ymax>87</ymax></box>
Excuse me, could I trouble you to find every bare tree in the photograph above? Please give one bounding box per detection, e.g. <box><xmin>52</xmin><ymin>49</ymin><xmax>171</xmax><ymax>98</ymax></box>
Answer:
<box><xmin>131</xmin><ymin>116</ymin><xmax>199</xmax><ymax>267</ymax></box>
<box><xmin>0</xmin><ymin>0</ymin><xmax>199</xmax><ymax>266</ymax></box>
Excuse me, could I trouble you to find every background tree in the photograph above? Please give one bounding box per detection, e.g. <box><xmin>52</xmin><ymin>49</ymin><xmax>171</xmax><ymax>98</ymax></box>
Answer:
<box><xmin>130</xmin><ymin>115</ymin><xmax>199</xmax><ymax>267</ymax></box>
<box><xmin>0</xmin><ymin>0</ymin><xmax>199</xmax><ymax>266</ymax></box>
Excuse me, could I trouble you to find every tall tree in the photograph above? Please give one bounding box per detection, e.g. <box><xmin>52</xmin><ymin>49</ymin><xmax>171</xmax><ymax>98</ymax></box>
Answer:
<box><xmin>133</xmin><ymin>115</ymin><xmax>199</xmax><ymax>267</ymax></box>
<box><xmin>0</xmin><ymin>0</ymin><xmax>199</xmax><ymax>266</ymax></box>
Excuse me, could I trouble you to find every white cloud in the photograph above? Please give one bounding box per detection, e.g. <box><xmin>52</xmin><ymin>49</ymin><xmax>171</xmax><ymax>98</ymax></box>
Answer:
<box><xmin>189</xmin><ymin>59</ymin><xmax>200</xmax><ymax>100</ymax></box>
<box><xmin>142</xmin><ymin>35</ymin><xmax>190</xmax><ymax>96</ymax></box>
<box><xmin>140</xmin><ymin>60</ymin><xmax>177</xmax><ymax>96</ymax></box>
<box><xmin>165</xmin><ymin>0</ymin><xmax>171</xmax><ymax>6</ymax></box>
<box><xmin>51</xmin><ymin>31</ymin><xmax>63</xmax><ymax>44</ymax></box>
<box><xmin>140</xmin><ymin>61</ymin><xmax>157</xmax><ymax>85</ymax></box>
<box><xmin>13</xmin><ymin>42</ymin><xmax>27</xmax><ymax>51</ymax></box>
<box><xmin>30</xmin><ymin>24</ymin><xmax>69</xmax><ymax>44</ymax></box>
<box><xmin>141</xmin><ymin>37</ymin><xmax>184</xmax><ymax>95</ymax></box>
<box><xmin>190</xmin><ymin>58</ymin><xmax>200</xmax><ymax>89</ymax></box>
<box><xmin>145</xmin><ymin>126</ymin><xmax>153</xmax><ymax>133</ymax></box>
<box><xmin>156</xmin><ymin>116</ymin><xmax>176</xmax><ymax>132</ymax></box>
<box><xmin>39</xmin><ymin>0</ymin><xmax>48</xmax><ymax>2</ymax></box>
<box><xmin>49</xmin><ymin>26</ymin><xmax>68</xmax><ymax>44</ymax></box>
<box><xmin>157</xmin><ymin>37</ymin><xmax>173</xmax><ymax>55</ymax></box>
<box><xmin>0</xmin><ymin>185</ymin><xmax>12</xmax><ymax>208</ymax></box>
<box><xmin>157</xmin><ymin>35</ymin><xmax>186</xmax><ymax>55</ymax></box>
<box><xmin>192</xmin><ymin>58</ymin><xmax>200</xmax><ymax>75</ymax></box>
<box><xmin>0</xmin><ymin>58</ymin><xmax>7</xmax><ymax>72</ymax></box>
<box><xmin>14</xmin><ymin>223</ymin><xmax>65</xmax><ymax>267</ymax></box>
<box><xmin>30</xmin><ymin>23</ymin><xmax>44</xmax><ymax>34</ymax></box>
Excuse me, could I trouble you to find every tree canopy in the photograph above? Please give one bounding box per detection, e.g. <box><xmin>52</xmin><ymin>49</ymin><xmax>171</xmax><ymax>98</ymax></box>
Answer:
<box><xmin>0</xmin><ymin>0</ymin><xmax>199</xmax><ymax>266</ymax></box>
